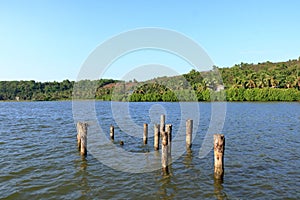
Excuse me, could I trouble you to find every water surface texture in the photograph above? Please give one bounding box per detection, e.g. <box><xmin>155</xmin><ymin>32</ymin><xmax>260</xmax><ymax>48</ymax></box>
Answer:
<box><xmin>0</xmin><ymin>101</ymin><xmax>299</xmax><ymax>199</ymax></box>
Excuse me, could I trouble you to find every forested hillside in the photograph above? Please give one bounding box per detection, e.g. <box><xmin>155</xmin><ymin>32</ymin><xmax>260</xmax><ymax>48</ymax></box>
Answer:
<box><xmin>218</xmin><ymin>58</ymin><xmax>300</xmax><ymax>101</ymax></box>
<box><xmin>124</xmin><ymin>57</ymin><xmax>300</xmax><ymax>101</ymax></box>
<box><xmin>1</xmin><ymin>57</ymin><xmax>300</xmax><ymax>101</ymax></box>
<box><xmin>0</xmin><ymin>79</ymin><xmax>116</xmax><ymax>101</ymax></box>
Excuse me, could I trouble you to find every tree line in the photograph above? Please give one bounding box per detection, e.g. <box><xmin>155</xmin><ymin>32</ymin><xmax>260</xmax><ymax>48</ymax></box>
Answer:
<box><xmin>0</xmin><ymin>79</ymin><xmax>116</xmax><ymax>101</ymax></box>
<box><xmin>1</xmin><ymin>57</ymin><xmax>300</xmax><ymax>101</ymax></box>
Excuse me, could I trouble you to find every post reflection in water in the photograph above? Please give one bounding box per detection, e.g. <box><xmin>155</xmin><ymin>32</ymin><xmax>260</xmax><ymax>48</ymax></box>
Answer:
<box><xmin>214</xmin><ymin>178</ymin><xmax>228</xmax><ymax>200</ymax></box>
<box><xmin>158</xmin><ymin>164</ymin><xmax>175</xmax><ymax>200</ymax></box>
<box><xmin>183</xmin><ymin>149</ymin><xmax>193</xmax><ymax>169</ymax></box>
<box><xmin>77</xmin><ymin>155</ymin><xmax>91</xmax><ymax>197</ymax></box>
<box><xmin>80</xmin><ymin>156</ymin><xmax>88</xmax><ymax>171</ymax></box>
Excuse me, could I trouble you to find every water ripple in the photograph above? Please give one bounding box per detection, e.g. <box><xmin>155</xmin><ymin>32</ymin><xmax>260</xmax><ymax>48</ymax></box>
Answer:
<box><xmin>0</xmin><ymin>101</ymin><xmax>299</xmax><ymax>199</ymax></box>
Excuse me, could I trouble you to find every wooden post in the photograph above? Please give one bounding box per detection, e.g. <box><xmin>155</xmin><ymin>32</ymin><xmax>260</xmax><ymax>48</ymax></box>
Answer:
<box><xmin>77</xmin><ymin>122</ymin><xmax>88</xmax><ymax>156</ymax></box>
<box><xmin>165</xmin><ymin>124</ymin><xmax>172</xmax><ymax>143</ymax></box>
<box><xmin>77</xmin><ymin>123</ymin><xmax>81</xmax><ymax>150</ymax></box>
<box><xmin>186</xmin><ymin>119</ymin><xmax>193</xmax><ymax>149</ymax></box>
<box><xmin>110</xmin><ymin>125</ymin><xmax>114</xmax><ymax>140</ymax></box>
<box><xmin>166</xmin><ymin>124</ymin><xmax>172</xmax><ymax>156</ymax></box>
<box><xmin>161</xmin><ymin>131</ymin><xmax>168</xmax><ymax>173</ymax></box>
<box><xmin>143</xmin><ymin>123</ymin><xmax>148</xmax><ymax>144</ymax></box>
<box><xmin>160</xmin><ymin>114</ymin><xmax>165</xmax><ymax>135</ymax></box>
<box><xmin>154</xmin><ymin>124</ymin><xmax>160</xmax><ymax>150</ymax></box>
<box><xmin>214</xmin><ymin>134</ymin><xmax>225</xmax><ymax>180</ymax></box>
<box><xmin>81</xmin><ymin>127</ymin><xmax>87</xmax><ymax>156</ymax></box>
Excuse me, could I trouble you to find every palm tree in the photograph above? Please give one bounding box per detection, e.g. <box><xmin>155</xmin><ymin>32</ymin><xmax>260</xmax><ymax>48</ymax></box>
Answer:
<box><xmin>270</xmin><ymin>76</ymin><xmax>279</xmax><ymax>88</ymax></box>
<box><xmin>232</xmin><ymin>77</ymin><xmax>244</xmax><ymax>88</ymax></box>
<box><xmin>245</xmin><ymin>73</ymin><xmax>257</xmax><ymax>88</ymax></box>
<box><xmin>245</xmin><ymin>79</ymin><xmax>256</xmax><ymax>89</ymax></box>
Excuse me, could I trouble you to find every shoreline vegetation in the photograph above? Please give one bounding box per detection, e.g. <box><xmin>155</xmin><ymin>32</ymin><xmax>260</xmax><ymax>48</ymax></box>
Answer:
<box><xmin>1</xmin><ymin>57</ymin><xmax>300</xmax><ymax>102</ymax></box>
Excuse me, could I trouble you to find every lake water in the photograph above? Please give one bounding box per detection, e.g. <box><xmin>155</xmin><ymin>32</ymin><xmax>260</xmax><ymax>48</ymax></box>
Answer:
<box><xmin>0</xmin><ymin>101</ymin><xmax>299</xmax><ymax>199</ymax></box>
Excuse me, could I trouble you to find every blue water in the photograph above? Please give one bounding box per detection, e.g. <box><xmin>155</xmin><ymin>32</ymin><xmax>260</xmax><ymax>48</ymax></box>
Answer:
<box><xmin>0</xmin><ymin>101</ymin><xmax>299</xmax><ymax>199</ymax></box>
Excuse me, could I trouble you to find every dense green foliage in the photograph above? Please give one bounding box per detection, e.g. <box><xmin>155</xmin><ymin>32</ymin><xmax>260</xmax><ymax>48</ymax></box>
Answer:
<box><xmin>0</xmin><ymin>80</ymin><xmax>74</xmax><ymax>101</ymax></box>
<box><xmin>1</xmin><ymin>57</ymin><xmax>300</xmax><ymax>101</ymax></box>
<box><xmin>225</xmin><ymin>88</ymin><xmax>300</xmax><ymax>101</ymax></box>
<box><xmin>182</xmin><ymin>58</ymin><xmax>300</xmax><ymax>101</ymax></box>
<box><xmin>220</xmin><ymin>59</ymin><xmax>300</xmax><ymax>89</ymax></box>
<box><xmin>0</xmin><ymin>79</ymin><xmax>116</xmax><ymax>101</ymax></box>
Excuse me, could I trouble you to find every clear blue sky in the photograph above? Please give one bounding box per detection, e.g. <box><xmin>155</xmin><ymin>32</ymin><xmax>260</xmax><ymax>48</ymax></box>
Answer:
<box><xmin>1</xmin><ymin>0</ymin><xmax>300</xmax><ymax>81</ymax></box>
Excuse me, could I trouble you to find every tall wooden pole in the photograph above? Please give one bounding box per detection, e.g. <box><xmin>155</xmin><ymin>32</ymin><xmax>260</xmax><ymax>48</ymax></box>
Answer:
<box><xmin>166</xmin><ymin>124</ymin><xmax>172</xmax><ymax>157</ymax></box>
<box><xmin>77</xmin><ymin>122</ymin><xmax>88</xmax><ymax>156</ymax></box>
<box><xmin>186</xmin><ymin>119</ymin><xmax>193</xmax><ymax>149</ymax></box>
<box><xmin>110</xmin><ymin>125</ymin><xmax>114</xmax><ymax>140</ymax></box>
<box><xmin>154</xmin><ymin>124</ymin><xmax>160</xmax><ymax>151</ymax></box>
<box><xmin>160</xmin><ymin>114</ymin><xmax>165</xmax><ymax>135</ymax></box>
<box><xmin>166</xmin><ymin>124</ymin><xmax>172</xmax><ymax>143</ymax></box>
<box><xmin>161</xmin><ymin>131</ymin><xmax>168</xmax><ymax>173</ymax></box>
<box><xmin>77</xmin><ymin>123</ymin><xmax>81</xmax><ymax>150</ymax></box>
<box><xmin>143</xmin><ymin>123</ymin><xmax>148</xmax><ymax>144</ymax></box>
<box><xmin>214</xmin><ymin>134</ymin><xmax>225</xmax><ymax>180</ymax></box>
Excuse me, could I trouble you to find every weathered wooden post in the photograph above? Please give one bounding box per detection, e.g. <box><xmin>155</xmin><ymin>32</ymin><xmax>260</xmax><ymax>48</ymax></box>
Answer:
<box><xmin>166</xmin><ymin>124</ymin><xmax>172</xmax><ymax>155</ymax></box>
<box><xmin>81</xmin><ymin>130</ymin><xmax>87</xmax><ymax>156</ymax></box>
<box><xmin>143</xmin><ymin>123</ymin><xmax>148</xmax><ymax>144</ymax></box>
<box><xmin>110</xmin><ymin>125</ymin><xmax>114</xmax><ymax>140</ymax></box>
<box><xmin>161</xmin><ymin>131</ymin><xmax>168</xmax><ymax>173</ymax></box>
<box><xmin>77</xmin><ymin>122</ymin><xmax>88</xmax><ymax>156</ymax></box>
<box><xmin>186</xmin><ymin>119</ymin><xmax>193</xmax><ymax>149</ymax></box>
<box><xmin>154</xmin><ymin>124</ymin><xmax>160</xmax><ymax>150</ymax></box>
<box><xmin>160</xmin><ymin>114</ymin><xmax>165</xmax><ymax>135</ymax></box>
<box><xmin>77</xmin><ymin>124</ymin><xmax>81</xmax><ymax>150</ymax></box>
<box><xmin>165</xmin><ymin>124</ymin><xmax>172</xmax><ymax>143</ymax></box>
<box><xmin>214</xmin><ymin>134</ymin><xmax>225</xmax><ymax>180</ymax></box>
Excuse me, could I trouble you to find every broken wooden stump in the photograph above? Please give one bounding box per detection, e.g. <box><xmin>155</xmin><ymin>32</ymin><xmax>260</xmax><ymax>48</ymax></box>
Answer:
<box><xmin>160</xmin><ymin>114</ymin><xmax>165</xmax><ymax>135</ymax></box>
<box><xmin>110</xmin><ymin>125</ymin><xmax>114</xmax><ymax>140</ymax></box>
<box><xmin>214</xmin><ymin>134</ymin><xmax>225</xmax><ymax>180</ymax></box>
<box><xmin>154</xmin><ymin>124</ymin><xmax>160</xmax><ymax>151</ymax></box>
<box><xmin>76</xmin><ymin>122</ymin><xmax>88</xmax><ymax>156</ymax></box>
<box><xmin>143</xmin><ymin>123</ymin><xmax>148</xmax><ymax>144</ymax></box>
<box><xmin>161</xmin><ymin>131</ymin><xmax>169</xmax><ymax>173</ymax></box>
<box><xmin>165</xmin><ymin>124</ymin><xmax>172</xmax><ymax>159</ymax></box>
<box><xmin>186</xmin><ymin>119</ymin><xmax>193</xmax><ymax>149</ymax></box>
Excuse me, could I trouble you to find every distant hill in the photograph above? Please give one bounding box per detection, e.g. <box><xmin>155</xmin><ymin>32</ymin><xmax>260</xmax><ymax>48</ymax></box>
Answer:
<box><xmin>1</xmin><ymin>57</ymin><xmax>300</xmax><ymax>101</ymax></box>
